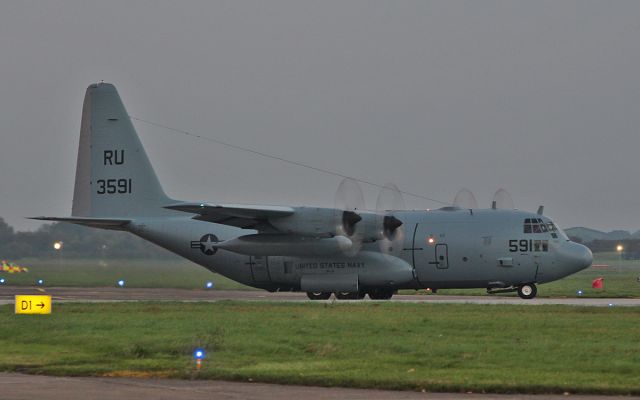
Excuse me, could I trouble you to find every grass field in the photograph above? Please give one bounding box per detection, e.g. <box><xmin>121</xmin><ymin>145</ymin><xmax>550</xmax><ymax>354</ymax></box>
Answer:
<box><xmin>2</xmin><ymin>255</ymin><xmax>639</xmax><ymax>298</ymax></box>
<box><xmin>1</xmin><ymin>302</ymin><xmax>639</xmax><ymax>395</ymax></box>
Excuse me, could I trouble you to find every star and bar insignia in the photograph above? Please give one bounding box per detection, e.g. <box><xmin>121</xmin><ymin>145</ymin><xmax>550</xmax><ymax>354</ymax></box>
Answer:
<box><xmin>191</xmin><ymin>234</ymin><xmax>219</xmax><ymax>256</ymax></box>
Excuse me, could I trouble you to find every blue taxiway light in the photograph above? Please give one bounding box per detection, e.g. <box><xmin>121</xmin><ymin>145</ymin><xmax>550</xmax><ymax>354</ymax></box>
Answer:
<box><xmin>193</xmin><ymin>348</ymin><xmax>206</xmax><ymax>359</ymax></box>
<box><xmin>117</xmin><ymin>280</ymin><xmax>125</xmax><ymax>287</ymax></box>
<box><xmin>0</xmin><ymin>278</ymin><xmax>5</xmax><ymax>284</ymax></box>
<box><xmin>577</xmin><ymin>290</ymin><xmax>583</xmax><ymax>296</ymax></box>
<box><xmin>205</xmin><ymin>281</ymin><xmax>214</xmax><ymax>289</ymax></box>
<box><xmin>36</xmin><ymin>279</ymin><xmax>44</xmax><ymax>285</ymax></box>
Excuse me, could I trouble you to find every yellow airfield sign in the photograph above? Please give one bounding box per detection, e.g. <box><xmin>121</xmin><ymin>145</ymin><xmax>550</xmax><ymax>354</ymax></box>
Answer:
<box><xmin>15</xmin><ymin>295</ymin><xmax>52</xmax><ymax>315</ymax></box>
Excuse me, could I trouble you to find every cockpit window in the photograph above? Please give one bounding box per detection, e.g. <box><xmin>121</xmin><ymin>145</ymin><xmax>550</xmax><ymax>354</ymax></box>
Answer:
<box><xmin>524</xmin><ymin>219</ymin><xmax>532</xmax><ymax>233</ymax></box>
<box><xmin>523</xmin><ymin>218</ymin><xmax>554</xmax><ymax>235</ymax></box>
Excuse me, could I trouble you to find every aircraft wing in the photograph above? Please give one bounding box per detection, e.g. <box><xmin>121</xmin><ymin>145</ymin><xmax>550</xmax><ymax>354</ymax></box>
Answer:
<box><xmin>165</xmin><ymin>203</ymin><xmax>295</xmax><ymax>230</ymax></box>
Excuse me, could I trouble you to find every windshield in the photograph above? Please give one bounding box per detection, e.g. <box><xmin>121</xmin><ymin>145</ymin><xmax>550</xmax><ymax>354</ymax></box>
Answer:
<box><xmin>523</xmin><ymin>218</ymin><xmax>569</xmax><ymax>240</ymax></box>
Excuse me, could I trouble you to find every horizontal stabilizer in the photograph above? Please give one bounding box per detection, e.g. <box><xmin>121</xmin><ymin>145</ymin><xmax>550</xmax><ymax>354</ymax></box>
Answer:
<box><xmin>165</xmin><ymin>202</ymin><xmax>295</xmax><ymax>229</ymax></box>
<box><xmin>29</xmin><ymin>216</ymin><xmax>131</xmax><ymax>230</ymax></box>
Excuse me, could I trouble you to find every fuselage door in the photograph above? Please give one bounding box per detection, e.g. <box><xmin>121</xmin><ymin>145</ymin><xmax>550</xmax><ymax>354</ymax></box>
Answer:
<box><xmin>435</xmin><ymin>244</ymin><xmax>449</xmax><ymax>269</ymax></box>
<box><xmin>413</xmin><ymin>223</ymin><xmax>451</xmax><ymax>284</ymax></box>
<box><xmin>250</xmin><ymin>256</ymin><xmax>271</xmax><ymax>282</ymax></box>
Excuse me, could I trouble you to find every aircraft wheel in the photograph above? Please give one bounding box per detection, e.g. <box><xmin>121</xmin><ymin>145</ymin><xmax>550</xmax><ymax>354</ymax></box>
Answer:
<box><xmin>368</xmin><ymin>289</ymin><xmax>394</xmax><ymax>300</ymax></box>
<box><xmin>335</xmin><ymin>291</ymin><xmax>364</xmax><ymax>300</ymax></box>
<box><xmin>517</xmin><ymin>283</ymin><xmax>537</xmax><ymax>300</ymax></box>
<box><xmin>306</xmin><ymin>292</ymin><xmax>331</xmax><ymax>300</ymax></box>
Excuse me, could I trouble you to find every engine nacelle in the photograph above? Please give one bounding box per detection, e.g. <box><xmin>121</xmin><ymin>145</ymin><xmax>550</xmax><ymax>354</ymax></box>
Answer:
<box><xmin>270</xmin><ymin>207</ymin><xmax>376</xmax><ymax>239</ymax></box>
<box><xmin>216</xmin><ymin>233</ymin><xmax>353</xmax><ymax>256</ymax></box>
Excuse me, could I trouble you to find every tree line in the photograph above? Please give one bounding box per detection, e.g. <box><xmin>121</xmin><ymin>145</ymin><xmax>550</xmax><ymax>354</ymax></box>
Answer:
<box><xmin>0</xmin><ymin>218</ymin><xmax>177</xmax><ymax>259</ymax></box>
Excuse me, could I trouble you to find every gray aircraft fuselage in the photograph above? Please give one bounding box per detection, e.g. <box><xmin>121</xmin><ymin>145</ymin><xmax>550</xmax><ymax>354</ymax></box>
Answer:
<box><xmin>128</xmin><ymin>207</ymin><xmax>591</xmax><ymax>293</ymax></box>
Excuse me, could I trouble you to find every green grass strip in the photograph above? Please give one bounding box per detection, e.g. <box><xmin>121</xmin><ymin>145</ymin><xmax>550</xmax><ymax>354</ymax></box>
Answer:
<box><xmin>1</xmin><ymin>302</ymin><xmax>639</xmax><ymax>395</ymax></box>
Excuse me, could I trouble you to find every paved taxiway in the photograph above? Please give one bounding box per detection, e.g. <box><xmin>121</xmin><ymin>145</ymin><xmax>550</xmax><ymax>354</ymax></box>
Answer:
<box><xmin>0</xmin><ymin>286</ymin><xmax>638</xmax><ymax>306</ymax></box>
<box><xmin>1</xmin><ymin>374</ymin><xmax>638</xmax><ymax>400</ymax></box>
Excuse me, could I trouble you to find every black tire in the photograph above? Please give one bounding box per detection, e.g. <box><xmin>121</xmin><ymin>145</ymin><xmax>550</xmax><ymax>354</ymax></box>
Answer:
<box><xmin>334</xmin><ymin>291</ymin><xmax>364</xmax><ymax>300</ymax></box>
<box><xmin>368</xmin><ymin>288</ymin><xmax>395</xmax><ymax>300</ymax></box>
<box><xmin>306</xmin><ymin>291</ymin><xmax>331</xmax><ymax>300</ymax></box>
<box><xmin>517</xmin><ymin>283</ymin><xmax>537</xmax><ymax>299</ymax></box>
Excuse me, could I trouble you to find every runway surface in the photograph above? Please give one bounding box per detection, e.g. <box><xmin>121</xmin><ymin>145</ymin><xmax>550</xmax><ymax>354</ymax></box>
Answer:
<box><xmin>0</xmin><ymin>286</ymin><xmax>639</xmax><ymax>306</ymax></box>
<box><xmin>0</xmin><ymin>373</ymin><xmax>637</xmax><ymax>400</ymax></box>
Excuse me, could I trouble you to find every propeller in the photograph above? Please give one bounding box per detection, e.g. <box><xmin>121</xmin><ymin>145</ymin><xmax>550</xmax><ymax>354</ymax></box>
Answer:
<box><xmin>491</xmin><ymin>188</ymin><xmax>515</xmax><ymax>209</ymax></box>
<box><xmin>452</xmin><ymin>188</ymin><xmax>478</xmax><ymax>209</ymax></box>
<box><xmin>375</xmin><ymin>183</ymin><xmax>406</xmax><ymax>257</ymax></box>
<box><xmin>334</xmin><ymin>178</ymin><xmax>366</xmax><ymax>256</ymax></box>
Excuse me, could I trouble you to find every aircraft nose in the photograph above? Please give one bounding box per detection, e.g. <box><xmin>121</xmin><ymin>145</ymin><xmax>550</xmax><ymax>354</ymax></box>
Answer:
<box><xmin>567</xmin><ymin>242</ymin><xmax>593</xmax><ymax>271</ymax></box>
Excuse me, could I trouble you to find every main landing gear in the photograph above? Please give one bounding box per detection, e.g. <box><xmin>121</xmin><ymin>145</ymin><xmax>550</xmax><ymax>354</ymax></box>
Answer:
<box><xmin>306</xmin><ymin>292</ymin><xmax>332</xmax><ymax>300</ymax></box>
<box><xmin>335</xmin><ymin>291</ymin><xmax>366</xmax><ymax>300</ymax></box>
<box><xmin>305</xmin><ymin>289</ymin><xmax>395</xmax><ymax>300</ymax></box>
<box><xmin>367</xmin><ymin>288</ymin><xmax>395</xmax><ymax>300</ymax></box>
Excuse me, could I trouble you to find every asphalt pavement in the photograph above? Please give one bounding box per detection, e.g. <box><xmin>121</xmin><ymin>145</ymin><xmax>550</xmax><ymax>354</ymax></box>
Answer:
<box><xmin>0</xmin><ymin>373</ymin><xmax>637</xmax><ymax>400</ymax></box>
<box><xmin>0</xmin><ymin>286</ymin><xmax>638</xmax><ymax>306</ymax></box>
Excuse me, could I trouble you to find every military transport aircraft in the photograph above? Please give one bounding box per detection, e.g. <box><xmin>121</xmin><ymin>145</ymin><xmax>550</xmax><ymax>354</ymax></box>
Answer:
<box><xmin>33</xmin><ymin>83</ymin><xmax>593</xmax><ymax>300</ymax></box>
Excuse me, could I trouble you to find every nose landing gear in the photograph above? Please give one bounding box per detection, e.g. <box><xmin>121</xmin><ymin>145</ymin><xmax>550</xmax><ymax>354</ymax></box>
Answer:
<box><xmin>517</xmin><ymin>283</ymin><xmax>537</xmax><ymax>300</ymax></box>
<box><xmin>487</xmin><ymin>283</ymin><xmax>538</xmax><ymax>299</ymax></box>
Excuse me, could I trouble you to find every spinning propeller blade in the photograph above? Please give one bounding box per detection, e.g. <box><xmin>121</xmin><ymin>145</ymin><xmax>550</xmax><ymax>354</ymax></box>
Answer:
<box><xmin>491</xmin><ymin>188</ymin><xmax>515</xmax><ymax>209</ymax></box>
<box><xmin>453</xmin><ymin>188</ymin><xmax>478</xmax><ymax>209</ymax></box>
<box><xmin>375</xmin><ymin>183</ymin><xmax>406</xmax><ymax>257</ymax></box>
<box><xmin>334</xmin><ymin>178</ymin><xmax>366</xmax><ymax>256</ymax></box>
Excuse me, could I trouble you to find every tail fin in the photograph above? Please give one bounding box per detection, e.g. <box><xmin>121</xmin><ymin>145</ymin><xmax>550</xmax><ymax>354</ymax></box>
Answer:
<box><xmin>72</xmin><ymin>83</ymin><xmax>173</xmax><ymax>217</ymax></box>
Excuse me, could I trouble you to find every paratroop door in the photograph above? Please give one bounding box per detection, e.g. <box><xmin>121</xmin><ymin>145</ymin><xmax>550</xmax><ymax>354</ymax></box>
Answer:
<box><xmin>250</xmin><ymin>256</ymin><xmax>270</xmax><ymax>282</ymax></box>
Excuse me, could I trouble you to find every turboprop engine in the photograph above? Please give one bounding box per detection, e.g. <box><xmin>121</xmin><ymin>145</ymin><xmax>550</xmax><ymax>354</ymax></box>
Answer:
<box><xmin>182</xmin><ymin>178</ymin><xmax>406</xmax><ymax>257</ymax></box>
<box><xmin>215</xmin><ymin>233</ymin><xmax>353</xmax><ymax>256</ymax></box>
<box><xmin>265</xmin><ymin>178</ymin><xmax>377</xmax><ymax>256</ymax></box>
<box><xmin>267</xmin><ymin>207</ymin><xmax>357</xmax><ymax>237</ymax></box>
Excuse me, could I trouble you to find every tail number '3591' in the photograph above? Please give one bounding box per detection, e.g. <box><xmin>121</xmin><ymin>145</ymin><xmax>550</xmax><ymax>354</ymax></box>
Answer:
<box><xmin>96</xmin><ymin>178</ymin><xmax>132</xmax><ymax>194</ymax></box>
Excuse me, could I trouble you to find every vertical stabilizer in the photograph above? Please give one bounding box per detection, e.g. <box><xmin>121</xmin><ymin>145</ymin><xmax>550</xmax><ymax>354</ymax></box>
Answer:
<box><xmin>71</xmin><ymin>83</ymin><xmax>173</xmax><ymax>217</ymax></box>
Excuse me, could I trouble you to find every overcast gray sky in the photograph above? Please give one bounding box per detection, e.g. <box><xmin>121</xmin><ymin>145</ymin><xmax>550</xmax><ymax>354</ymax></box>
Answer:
<box><xmin>2</xmin><ymin>1</ymin><xmax>640</xmax><ymax>232</ymax></box>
